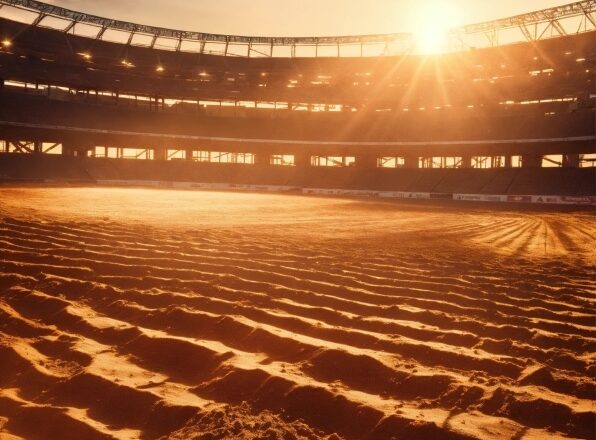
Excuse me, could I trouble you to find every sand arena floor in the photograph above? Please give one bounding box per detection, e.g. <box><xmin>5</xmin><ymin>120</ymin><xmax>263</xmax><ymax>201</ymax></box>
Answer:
<box><xmin>0</xmin><ymin>186</ymin><xmax>594</xmax><ymax>440</ymax></box>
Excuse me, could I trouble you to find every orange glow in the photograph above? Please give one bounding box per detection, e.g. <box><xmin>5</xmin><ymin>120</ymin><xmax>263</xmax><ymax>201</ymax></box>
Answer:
<box><xmin>1</xmin><ymin>39</ymin><xmax>12</xmax><ymax>47</ymax></box>
<box><xmin>412</xmin><ymin>1</ymin><xmax>462</xmax><ymax>54</ymax></box>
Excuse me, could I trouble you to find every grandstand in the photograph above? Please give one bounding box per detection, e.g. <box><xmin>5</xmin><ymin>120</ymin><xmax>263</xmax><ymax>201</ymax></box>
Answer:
<box><xmin>0</xmin><ymin>0</ymin><xmax>594</xmax><ymax>203</ymax></box>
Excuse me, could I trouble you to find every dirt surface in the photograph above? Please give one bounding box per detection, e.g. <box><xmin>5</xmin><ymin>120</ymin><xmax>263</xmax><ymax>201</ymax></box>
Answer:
<box><xmin>0</xmin><ymin>186</ymin><xmax>594</xmax><ymax>439</ymax></box>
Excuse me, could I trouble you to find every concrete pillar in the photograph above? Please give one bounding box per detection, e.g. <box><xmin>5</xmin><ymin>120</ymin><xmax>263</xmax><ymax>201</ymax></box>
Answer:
<box><xmin>562</xmin><ymin>154</ymin><xmax>580</xmax><ymax>168</ymax></box>
<box><xmin>403</xmin><ymin>155</ymin><xmax>419</xmax><ymax>169</ymax></box>
<box><xmin>154</xmin><ymin>148</ymin><xmax>166</xmax><ymax>161</ymax></box>
<box><xmin>33</xmin><ymin>141</ymin><xmax>42</xmax><ymax>154</ymax></box>
<box><xmin>61</xmin><ymin>142</ymin><xmax>76</xmax><ymax>157</ymax></box>
<box><xmin>504</xmin><ymin>155</ymin><xmax>512</xmax><ymax>168</ymax></box>
<box><xmin>62</xmin><ymin>141</ymin><xmax>94</xmax><ymax>158</ymax></box>
<box><xmin>294</xmin><ymin>152</ymin><xmax>311</xmax><ymax>168</ymax></box>
<box><xmin>522</xmin><ymin>154</ymin><xmax>542</xmax><ymax>168</ymax></box>
<box><xmin>355</xmin><ymin>153</ymin><xmax>377</xmax><ymax>169</ymax></box>
<box><xmin>254</xmin><ymin>152</ymin><xmax>270</xmax><ymax>166</ymax></box>
<box><xmin>185</xmin><ymin>148</ymin><xmax>194</xmax><ymax>161</ymax></box>
<box><xmin>78</xmin><ymin>147</ymin><xmax>92</xmax><ymax>157</ymax></box>
<box><xmin>461</xmin><ymin>155</ymin><xmax>472</xmax><ymax>169</ymax></box>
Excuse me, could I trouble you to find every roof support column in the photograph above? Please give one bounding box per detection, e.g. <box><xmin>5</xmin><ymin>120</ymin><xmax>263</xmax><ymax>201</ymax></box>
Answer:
<box><xmin>403</xmin><ymin>154</ymin><xmax>419</xmax><ymax>169</ymax></box>
<box><xmin>355</xmin><ymin>152</ymin><xmax>377</xmax><ymax>169</ymax></box>
<box><xmin>563</xmin><ymin>154</ymin><xmax>580</xmax><ymax>168</ymax></box>
<box><xmin>522</xmin><ymin>154</ymin><xmax>542</xmax><ymax>168</ymax></box>
<box><xmin>154</xmin><ymin>148</ymin><xmax>166</xmax><ymax>161</ymax></box>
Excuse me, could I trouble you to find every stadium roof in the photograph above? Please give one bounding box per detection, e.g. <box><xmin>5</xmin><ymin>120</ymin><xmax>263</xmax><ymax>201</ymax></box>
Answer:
<box><xmin>0</xmin><ymin>0</ymin><xmax>595</xmax><ymax>57</ymax></box>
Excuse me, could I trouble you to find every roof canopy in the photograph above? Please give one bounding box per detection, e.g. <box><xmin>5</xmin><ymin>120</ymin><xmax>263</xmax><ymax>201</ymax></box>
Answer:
<box><xmin>1</xmin><ymin>0</ymin><xmax>595</xmax><ymax>57</ymax></box>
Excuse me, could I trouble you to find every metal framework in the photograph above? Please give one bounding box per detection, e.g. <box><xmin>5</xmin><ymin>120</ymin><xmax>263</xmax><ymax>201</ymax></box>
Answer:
<box><xmin>471</xmin><ymin>156</ymin><xmax>506</xmax><ymax>169</ymax></box>
<box><xmin>0</xmin><ymin>140</ymin><xmax>61</xmax><ymax>153</ymax></box>
<box><xmin>378</xmin><ymin>157</ymin><xmax>406</xmax><ymax>168</ymax></box>
<box><xmin>311</xmin><ymin>156</ymin><xmax>356</xmax><ymax>167</ymax></box>
<box><xmin>0</xmin><ymin>0</ymin><xmax>595</xmax><ymax>57</ymax></box>
<box><xmin>193</xmin><ymin>151</ymin><xmax>255</xmax><ymax>164</ymax></box>
<box><xmin>458</xmin><ymin>0</ymin><xmax>596</xmax><ymax>47</ymax></box>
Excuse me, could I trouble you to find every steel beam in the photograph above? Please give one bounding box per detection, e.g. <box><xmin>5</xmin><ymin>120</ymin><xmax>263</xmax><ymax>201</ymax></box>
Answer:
<box><xmin>454</xmin><ymin>1</ymin><xmax>595</xmax><ymax>49</ymax></box>
<box><xmin>1</xmin><ymin>0</ymin><xmax>594</xmax><ymax>57</ymax></box>
<box><xmin>96</xmin><ymin>26</ymin><xmax>107</xmax><ymax>40</ymax></box>
<box><xmin>63</xmin><ymin>20</ymin><xmax>75</xmax><ymax>33</ymax></box>
<box><xmin>0</xmin><ymin>0</ymin><xmax>411</xmax><ymax>46</ymax></box>
<box><xmin>461</xmin><ymin>1</ymin><xmax>596</xmax><ymax>34</ymax></box>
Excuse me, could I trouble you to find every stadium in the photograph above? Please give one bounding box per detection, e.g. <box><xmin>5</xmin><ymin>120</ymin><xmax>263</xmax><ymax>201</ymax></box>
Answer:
<box><xmin>0</xmin><ymin>0</ymin><xmax>594</xmax><ymax>202</ymax></box>
<box><xmin>0</xmin><ymin>1</ymin><xmax>595</xmax><ymax>439</ymax></box>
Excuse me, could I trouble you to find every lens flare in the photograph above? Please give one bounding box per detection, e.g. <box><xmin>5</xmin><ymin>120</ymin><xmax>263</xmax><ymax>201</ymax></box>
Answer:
<box><xmin>412</xmin><ymin>1</ymin><xmax>462</xmax><ymax>54</ymax></box>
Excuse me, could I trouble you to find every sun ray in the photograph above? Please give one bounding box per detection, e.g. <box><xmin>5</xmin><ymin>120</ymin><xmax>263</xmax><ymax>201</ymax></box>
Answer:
<box><xmin>411</xmin><ymin>0</ymin><xmax>462</xmax><ymax>55</ymax></box>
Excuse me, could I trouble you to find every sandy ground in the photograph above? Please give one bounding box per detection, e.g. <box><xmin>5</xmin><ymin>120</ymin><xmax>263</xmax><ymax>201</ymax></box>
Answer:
<box><xmin>0</xmin><ymin>186</ymin><xmax>594</xmax><ymax>440</ymax></box>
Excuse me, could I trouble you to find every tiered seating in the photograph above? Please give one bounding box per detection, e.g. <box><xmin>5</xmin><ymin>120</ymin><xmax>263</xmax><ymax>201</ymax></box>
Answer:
<box><xmin>0</xmin><ymin>154</ymin><xmax>91</xmax><ymax>181</ymax></box>
<box><xmin>1</xmin><ymin>92</ymin><xmax>593</xmax><ymax>143</ymax></box>
<box><xmin>480</xmin><ymin>169</ymin><xmax>518</xmax><ymax>194</ymax></box>
<box><xmin>2</xmin><ymin>154</ymin><xmax>594</xmax><ymax>196</ymax></box>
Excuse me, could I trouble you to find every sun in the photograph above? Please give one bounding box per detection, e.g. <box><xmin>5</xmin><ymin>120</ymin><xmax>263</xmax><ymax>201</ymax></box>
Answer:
<box><xmin>412</xmin><ymin>1</ymin><xmax>462</xmax><ymax>54</ymax></box>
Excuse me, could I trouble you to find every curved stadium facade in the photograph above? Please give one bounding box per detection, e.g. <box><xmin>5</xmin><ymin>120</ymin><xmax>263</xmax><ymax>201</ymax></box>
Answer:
<box><xmin>0</xmin><ymin>0</ymin><xmax>594</xmax><ymax>203</ymax></box>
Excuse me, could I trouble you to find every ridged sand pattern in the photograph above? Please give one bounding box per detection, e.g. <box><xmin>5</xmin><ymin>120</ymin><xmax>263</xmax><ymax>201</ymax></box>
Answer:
<box><xmin>0</xmin><ymin>187</ymin><xmax>594</xmax><ymax>440</ymax></box>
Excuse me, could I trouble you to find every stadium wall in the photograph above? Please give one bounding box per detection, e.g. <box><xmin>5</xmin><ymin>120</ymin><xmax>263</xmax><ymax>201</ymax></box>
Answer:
<box><xmin>0</xmin><ymin>153</ymin><xmax>594</xmax><ymax>205</ymax></box>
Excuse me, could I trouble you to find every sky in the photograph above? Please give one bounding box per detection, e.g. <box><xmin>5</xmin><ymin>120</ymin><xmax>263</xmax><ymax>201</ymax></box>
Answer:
<box><xmin>43</xmin><ymin>0</ymin><xmax>574</xmax><ymax>37</ymax></box>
